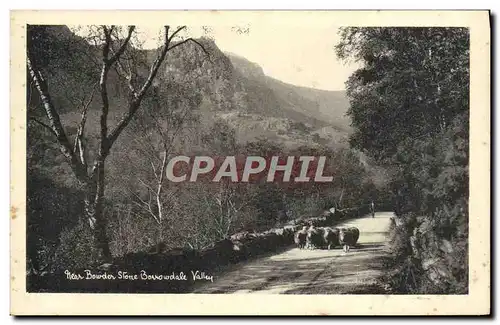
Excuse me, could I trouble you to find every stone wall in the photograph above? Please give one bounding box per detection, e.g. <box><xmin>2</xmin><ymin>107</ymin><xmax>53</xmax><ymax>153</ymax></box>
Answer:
<box><xmin>387</xmin><ymin>215</ymin><xmax>467</xmax><ymax>294</ymax></box>
<box><xmin>28</xmin><ymin>206</ymin><xmax>372</xmax><ymax>293</ymax></box>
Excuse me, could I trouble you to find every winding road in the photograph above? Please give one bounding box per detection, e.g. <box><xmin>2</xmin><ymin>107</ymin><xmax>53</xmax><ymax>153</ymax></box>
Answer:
<box><xmin>192</xmin><ymin>212</ymin><xmax>394</xmax><ymax>294</ymax></box>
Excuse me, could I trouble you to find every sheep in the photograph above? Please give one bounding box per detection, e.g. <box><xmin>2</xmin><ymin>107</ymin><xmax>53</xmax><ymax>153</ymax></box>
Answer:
<box><xmin>338</xmin><ymin>227</ymin><xmax>360</xmax><ymax>252</ymax></box>
<box><xmin>306</xmin><ymin>225</ymin><xmax>325</xmax><ymax>250</ymax></box>
<box><xmin>301</xmin><ymin>226</ymin><xmax>341</xmax><ymax>250</ymax></box>
<box><xmin>294</xmin><ymin>226</ymin><xmax>308</xmax><ymax>249</ymax></box>
<box><xmin>323</xmin><ymin>227</ymin><xmax>340</xmax><ymax>250</ymax></box>
<box><xmin>350</xmin><ymin>227</ymin><xmax>360</xmax><ymax>243</ymax></box>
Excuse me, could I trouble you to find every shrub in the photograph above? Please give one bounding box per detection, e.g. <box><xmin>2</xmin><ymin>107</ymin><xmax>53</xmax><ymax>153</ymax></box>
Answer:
<box><xmin>53</xmin><ymin>222</ymin><xmax>95</xmax><ymax>271</ymax></box>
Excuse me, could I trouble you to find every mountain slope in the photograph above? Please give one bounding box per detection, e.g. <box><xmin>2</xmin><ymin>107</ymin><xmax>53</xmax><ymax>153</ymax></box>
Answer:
<box><xmin>29</xmin><ymin>26</ymin><xmax>352</xmax><ymax>151</ymax></box>
<box><xmin>225</xmin><ymin>52</ymin><xmax>351</xmax><ymax>146</ymax></box>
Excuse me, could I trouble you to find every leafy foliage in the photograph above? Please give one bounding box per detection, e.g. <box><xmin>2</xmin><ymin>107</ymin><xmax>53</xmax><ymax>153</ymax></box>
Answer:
<box><xmin>336</xmin><ymin>27</ymin><xmax>469</xmax><ymax>162</ymax></box>
<box><xmin>337</xmin><ymin>27</ymin><xmax>469</xmax><ymax>293</ymax></box>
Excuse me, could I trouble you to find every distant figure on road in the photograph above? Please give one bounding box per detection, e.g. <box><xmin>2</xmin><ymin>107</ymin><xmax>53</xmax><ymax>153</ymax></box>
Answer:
<box><xmin>370</xmin><ymin>201</ymin><xmax>375</xmax><ymax>218</ymax></box>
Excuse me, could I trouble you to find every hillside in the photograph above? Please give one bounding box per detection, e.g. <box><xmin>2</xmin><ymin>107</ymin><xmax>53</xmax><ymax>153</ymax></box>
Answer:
<box><xmin>228</xmin><ymin>52</ymin><xmax>350</xmax><ymax>129</ymax></box>
<box><xmin>224</xmin><ymin>53</ymin><xmax>350</xmax><ymax>147</ymax></box>
<box><xmin>226</xmin><ymin>53</ymin><xmax>351</xmax><ymax>130</ymax></box>
<box><xmin>27</xmin><ymin>24</ymin><xmax>362</xmax><ymax>199</ymax></box>
<box><xmin>29</xmin><ymin>26</ymin><xmax>351</xmax><ymax>151</ymax></box>
<box><xmin>26</xmin><ymin>25</ymin><xmax>391</xmax><ymax>277</ymax></box>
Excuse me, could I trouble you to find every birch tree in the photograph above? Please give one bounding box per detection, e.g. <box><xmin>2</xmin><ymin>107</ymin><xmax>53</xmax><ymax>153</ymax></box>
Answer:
<box><xmin>128</xmin><ymin>90</ymin><xmax>199</xmax><ymax>243</ymax></box>
<box><xmin>27</xmin><ymin>25</ymin><xmax>207</xmax><ymax>263</ymax></box>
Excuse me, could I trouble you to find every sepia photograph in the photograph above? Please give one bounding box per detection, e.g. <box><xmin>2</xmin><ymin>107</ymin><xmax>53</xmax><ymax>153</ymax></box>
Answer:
<box><xmin>10</xmin><ymin>10</ymin><xmax>490</xmax><ymax>315</ymax></box>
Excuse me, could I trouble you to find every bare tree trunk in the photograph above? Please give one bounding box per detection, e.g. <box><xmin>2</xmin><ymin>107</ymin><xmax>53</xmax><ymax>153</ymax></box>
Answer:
<box><xmin>156</xmin><ymin>150</ymin><xmax>168</xmax><ymax>227</ymax></box>
<box><xmin>84</xmin><ymin>198</ymin><xmax>111</xmax><ymax>263</ymax></box>
<box><xmin>338</xmin><ymin>188</ymin><xmax>345</xmax><ymax>208</ymax></box>
<box><xmin>154</xmin><ymin>151</ymin><xmax>169</xmax><ymax>244</ymax></box>
<box><xmin>28</xmin><ymin>25</ymin><xmax>209</xmax><ymax>265</ymax></box>
<box><xmin>84</xmin><ymin>163</ymin><xmax>112</xmax><ymax>263</ymax></box>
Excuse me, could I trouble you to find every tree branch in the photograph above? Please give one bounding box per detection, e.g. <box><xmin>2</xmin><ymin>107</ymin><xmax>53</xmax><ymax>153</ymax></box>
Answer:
<box><xmin>73</xmin><ymin>85</ymin><xmax>97</xmax><ymax>166</ymax></box>
<box><xmin>98</xmin><ymin>55</ymin><xmax>111</xmax><ymax>159</ymax></box>
<box><xmin>108</xmin><ymin>26</ymin><xmax>135</xmax><ymax>65</ymax></box>
<box><xmin>136</xmin><ymin>26</ymin><xmax>171</xmax><ymax>100</ymax></box>
<box><xmin>101</xmin><ymin>25</ymin><xmax>113</xmax><ymax>61</ymax></box>
<box><xmin>76</xmin><ymin>138</ymin><xmax>86</xmax><ymax>167</ymax></box>
<box><xmin>115</xmin><ymin>58</ymin><xmax>139</xmax><ymax>98</ymax></box>
<box><xmin>156</xmin><ymin>150</ymin><xmax>169</xmax><ymax>208</ymax></box>
<box><xmin>138</xmin><ymin>178</ymin><xmax>157</xmax><ymax>194</ymax></box>
<box><xmin>26</xmin><ymin>55</ymin><xmax>88</xmax><ymax>183</ymax></box>
<box><xmin>168</xmin><ymin>26</ymin><xmax>185</xmax><ymax>42</ymax></box>
<box><xmin>150</xmin><ymin>160</ymin><xmax>159</xmax><ymax>180</ymax></box>
<box><xmin>148</xmin><ymin>109</ymin><xmax>169</xmax><ymax>146</ymax></box>
<box><xmin>107</xmin><ymin>26</ymin><xmax>172</xmax><ymax>148</ymax></box>
<box><xmin>29</xmin><ymin>117</ymin><xmax>58</xmax><ymax>137</ymax></box>
<box><xmin>168</xmin><ymin>38</ymin><xmax>211</xmax><ymax>60</ymax></box>
<box><xmin>131</xmin><ymin>192</ymin><xmax>160</xmax><ymax>225</ymax></box>
<box><xmin>109</xmin><ymin>28</ymin><xmax>140</xmax><ymax>98</ymax></box>
<box><xmin>95</xmin><ymin>25</ymin><xmax>136</xmax><ymax>162</ymax></box>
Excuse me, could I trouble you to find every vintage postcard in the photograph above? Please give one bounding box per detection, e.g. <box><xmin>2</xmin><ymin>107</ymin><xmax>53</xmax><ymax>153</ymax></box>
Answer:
<box><xmin>10</xmin><ymin>10</ymin><xmax>490</xmax><ymax>315</ymax></box>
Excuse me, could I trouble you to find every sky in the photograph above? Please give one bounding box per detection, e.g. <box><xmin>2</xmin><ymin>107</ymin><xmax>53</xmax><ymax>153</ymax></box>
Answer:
<box><xmin>73</xmin><ymin>25</ymin><xmax>360</xmax><ymax>91</ymax></box>
<box><xmin>201</xmin><ymin>25</ymin><xmax>359</xmax><ymax>91</ymax></box>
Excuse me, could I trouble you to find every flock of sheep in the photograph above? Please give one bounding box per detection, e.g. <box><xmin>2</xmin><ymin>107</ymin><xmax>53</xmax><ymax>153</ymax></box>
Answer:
<box><xmin>294</xmin><ymin>225</ymin><xmax>360</xmax><ymax>252</ymax></box>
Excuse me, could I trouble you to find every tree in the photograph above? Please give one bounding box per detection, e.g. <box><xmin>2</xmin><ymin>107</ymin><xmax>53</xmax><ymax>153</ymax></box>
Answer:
<box><xmin>197</xmin><ymin>121</ymin><xmax>257</xmax><ymax>238</ymax></box>
<box><xmin>336</xmin><ymin>27</ymin><xmax>470</xmax><ymax>293</ymax></box>
<box><xmin>336</xmin><ymin>27</ymin><xmax>469</xmax><ymax>163</ymax></box>
<box><xmin>127</xmin><ymin>78</ymin><xmax>202</xmax><ymax>244</ymax></box>
<box><xmin>336</xmin><ymin>27</ymin><xmax>469</xmax><ymax>212</ymax></box>
<box><xmin>27</xmin><ymin>25</ymin><xmax>208</xmax><ymax>263</ymax></box>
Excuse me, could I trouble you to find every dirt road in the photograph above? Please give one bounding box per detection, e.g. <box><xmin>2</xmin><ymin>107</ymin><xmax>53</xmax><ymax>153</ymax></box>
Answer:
<box><xmin>192</xmin><ymin>212</ymin><xmax>394</xmax><ymax>294</ymax></box>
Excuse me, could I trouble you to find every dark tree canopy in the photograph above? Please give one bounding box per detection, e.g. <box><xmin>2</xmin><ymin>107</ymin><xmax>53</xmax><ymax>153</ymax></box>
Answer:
<box><xmin>336</xmin><ymin>27</ymin><xmax>470</xmax><ymax>294</ymax></box>
<box><xmin>336</xmin><ymin>27</ymin><xmax>469</xmax><ymax>163</ymax></box>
